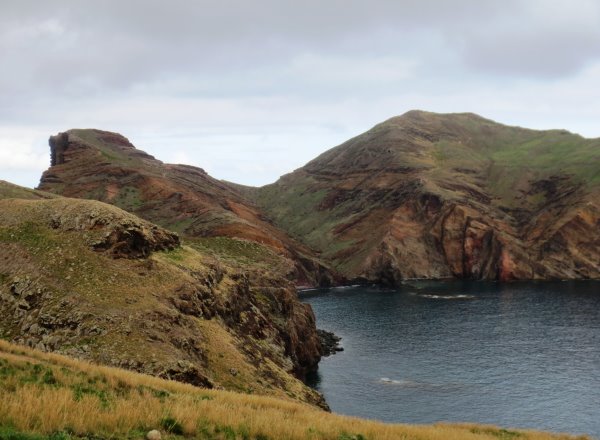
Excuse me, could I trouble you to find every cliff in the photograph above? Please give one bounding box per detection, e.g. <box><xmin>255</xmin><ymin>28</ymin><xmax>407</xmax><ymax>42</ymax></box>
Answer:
<box><xmin>34</xmin><ymin>114</ymin><xmax>600</xmax><ymax>285</ymax></box>
<box><xmin>257</xmin><ymin>111</ymin><xmax>600</xmax><ymax>283</ymax></box>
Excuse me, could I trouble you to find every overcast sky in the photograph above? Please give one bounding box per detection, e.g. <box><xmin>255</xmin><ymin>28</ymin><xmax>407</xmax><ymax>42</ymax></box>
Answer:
<box><xmin>1</xmin><ymin>0</ymin><xmax>599</xmax><ymax>188</ymax></box>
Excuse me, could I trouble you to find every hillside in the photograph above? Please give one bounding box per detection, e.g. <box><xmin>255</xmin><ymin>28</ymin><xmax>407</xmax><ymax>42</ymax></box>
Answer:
<box><xmin>37</xmin><ymin>130</ymin><xmax>336</xmax><ymax>287</ymax></box>
<box><xmin>0</xmin><ymin>182</ymin><xmax>325</xmax><ymax>407</ymax></box>
<box><xmin>0</xmin><ymin>339</ymin><xmax>591</xmax><ymax>440</ymax></box>
<box><xmin>257</xmin><ymin>111</ymin><xmax>600</xmax><ymax>284</ymax></box>
<box><xmin>0</xmin><ymin>180</ymin><xmax>59</xmax><ymax>200</ymax></box>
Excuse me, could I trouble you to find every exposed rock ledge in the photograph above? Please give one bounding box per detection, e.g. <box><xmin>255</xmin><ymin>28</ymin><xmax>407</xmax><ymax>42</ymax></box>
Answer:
<box><xmin>0</xmin><ymin>198</ymin><xmax>179</xmax><ymax>258</ymax></box>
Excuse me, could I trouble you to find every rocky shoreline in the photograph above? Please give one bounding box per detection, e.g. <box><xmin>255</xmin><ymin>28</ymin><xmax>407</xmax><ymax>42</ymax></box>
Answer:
<box><xmin>318</xmin><ymin>329</ymin><xmax>343</xmax><ymax>356</ymax></box>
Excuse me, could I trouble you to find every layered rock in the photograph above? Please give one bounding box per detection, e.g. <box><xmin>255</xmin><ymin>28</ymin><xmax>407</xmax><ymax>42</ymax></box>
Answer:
<box><xmin>257</xmin><ymin>110</ymin><xmax>600</xmax><ymax>283</ymax></box>
<box><xmin>33</xmin><ymin>115</ymin><xmax>600</xmax><ymax>286</ymax></box>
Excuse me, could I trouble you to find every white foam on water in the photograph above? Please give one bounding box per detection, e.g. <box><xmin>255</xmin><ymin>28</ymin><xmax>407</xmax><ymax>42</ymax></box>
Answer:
<box><xmin>379</xmin><ymin>377</ymin><xmax>418</xmax><ymax>386</ymax></box>
<box><xmin>418</xmin><ymin>293</ymin><xmax>475</xmax><ymax>300</ymax></box>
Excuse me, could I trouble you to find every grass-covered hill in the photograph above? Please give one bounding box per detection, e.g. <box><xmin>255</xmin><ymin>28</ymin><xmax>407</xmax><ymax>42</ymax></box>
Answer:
<box><xmin>0</xmin><ymin>181</ymin><xmax>325</xmax><ymax>408</ymax></box>
<box><xmin>257</xmin><ymin>111</ymin><xmax>600</xmax><ymax>284</ymax></box>
<box><xmin>0</xmin><ymin>339</ymin><xmax>591</xmax><ymax>440</ymax></box>
<box><xmin>0</xmin><ymin>180</ymin><xmax>59</xmax><ymax>200</ymax></box>
<box><xmin>37</xmin><ymin>130</ymin><xmax>336</xmax><ymax>287</ymax></box>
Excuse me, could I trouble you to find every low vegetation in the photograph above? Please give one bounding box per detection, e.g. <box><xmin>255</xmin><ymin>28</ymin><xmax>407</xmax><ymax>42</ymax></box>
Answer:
<box><xmin>0</xmin><ymin>340</ymin><xmax>591</xmax><ymax>440</ymax></box>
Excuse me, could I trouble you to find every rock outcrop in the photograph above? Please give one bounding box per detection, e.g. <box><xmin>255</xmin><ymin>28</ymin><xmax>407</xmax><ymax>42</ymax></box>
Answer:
<box><xmin>0</xmin><ymin>198</ymin><xmax>179</xmax><ymax>258</ymax></box>
<box><xmin>257</xmin><ymin>111</ymin><xmax>600</xmax><ymax>283</ymax></box>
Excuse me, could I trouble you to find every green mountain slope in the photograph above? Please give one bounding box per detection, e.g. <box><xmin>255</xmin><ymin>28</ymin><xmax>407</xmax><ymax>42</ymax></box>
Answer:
<box><xmin>257</xmin><ymin>111</ymin><xmax>600</xmax><ymax>283</ymax></box>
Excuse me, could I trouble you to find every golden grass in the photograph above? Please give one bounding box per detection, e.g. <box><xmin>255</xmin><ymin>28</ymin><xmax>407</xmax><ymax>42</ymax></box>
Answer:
<box><xmin>0</xmin><ymin>339</ymin><xmax>592</xmax><ymax>440</ymax></box>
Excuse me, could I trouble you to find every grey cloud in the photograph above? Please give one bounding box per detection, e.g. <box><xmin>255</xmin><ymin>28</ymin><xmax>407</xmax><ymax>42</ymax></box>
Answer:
<box><xmin>2</xmin><ymin>0</ymin><xmax>600</xmax><ymax>188</ymax></box>
<box><xmin>1</xmin><ymin>0</ymin><xmax>599</xmax><ymax>107</ymax></box>
<box><xmin>0</xmin><ymin>0</ymin><xmax>520</xmax><ymax>96</ymax></box>
<box><xmin>456</xmin><ymin>2</ymin><xmax>600</xmax><ymax>78</ymax></box>
<box><xmin>462</xmin><ymin>31</ymin><xmax>600</xmax><ymax>78</ymax></box>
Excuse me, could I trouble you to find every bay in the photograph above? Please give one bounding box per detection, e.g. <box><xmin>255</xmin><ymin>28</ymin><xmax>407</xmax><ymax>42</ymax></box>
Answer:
<box><xmin>301</xmin><ymin>281</ymin><xmax>600</xmax><ymax>437</ymax></box>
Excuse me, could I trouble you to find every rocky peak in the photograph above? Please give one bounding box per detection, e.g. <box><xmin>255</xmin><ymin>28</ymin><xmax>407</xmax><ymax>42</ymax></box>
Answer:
<box><xmin>49</xmin><ymin>132</ymin><xmax>69</xmax><ymax>166</ymax></box>
<box><xmin>47</xmin><ymin>129</ymin><xmax>158</xmax><ymax>170</ymax></box>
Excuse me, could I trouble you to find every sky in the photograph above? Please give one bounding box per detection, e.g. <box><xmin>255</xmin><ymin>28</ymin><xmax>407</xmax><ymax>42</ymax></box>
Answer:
<box><xmin>1</xmin><ymin>0</ymin><xmax>600</xmax><ymax>188</ymax></box>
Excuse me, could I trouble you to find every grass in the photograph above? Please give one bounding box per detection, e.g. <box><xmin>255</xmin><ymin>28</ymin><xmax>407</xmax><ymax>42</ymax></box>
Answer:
<box><xmin>0</xmin><ymin>426</ymin><xmax>60</xmax><ymax>440</ymax></box>
<box><xmin>0</xmin><ymin>221</ymin><xmax>56</xmax><ymax>251</ymax></box>
<box><xmin>0</xmin><ymin>181</ymin><xmax>59</xmax><ymax>201</ymax></box>
<box><xmin>68</xmin><ymin>130</ymin><xmax>132</xmax><ymax>167</ymax></box>
<box><xmin>187</xmin><ymin>237</ymin><xmax>281</xmax><ymax>267</ymax></box>
<box><xmin>0</xmin><ymin>340</ymin><xmax>592</xmax><ymax>440</ymax></box>
<box><xmin>112</xmin><ymin>186</ymin><xmax>143</xmax><ymax>212</ymax></box>
<box><xmin>470</xmin><ymin>427</ymin><xmax>523</xmax><ymax>439</ymax></box>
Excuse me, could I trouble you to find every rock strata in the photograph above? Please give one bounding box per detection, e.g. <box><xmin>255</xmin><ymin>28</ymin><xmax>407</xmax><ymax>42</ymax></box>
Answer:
<box><xmin>257</xmin><ymin>111</ymin><xmax>600</xmax><ymax>283</ymax></box>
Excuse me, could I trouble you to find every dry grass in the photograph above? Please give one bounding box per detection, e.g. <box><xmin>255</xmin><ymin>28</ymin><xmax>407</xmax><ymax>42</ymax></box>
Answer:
<box><xmin>0</xmin><ymin>339</ymin><xmax>592</xmax><ymax>440</ymax></box>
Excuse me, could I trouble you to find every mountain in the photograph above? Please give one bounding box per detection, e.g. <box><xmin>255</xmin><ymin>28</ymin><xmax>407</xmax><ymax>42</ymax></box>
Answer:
<box><xmin>31</xmin><ymin>114</ymin><xmax>600</xmax><ymax>287</ymax></box>
<box><xmin>0</xmin><ymin>181</ymin><xmax>326</xmax><ymax>407</ymax></box>
<box><xmin>37</xmin><ymin>129</ymin><xmax>336</xmax><ymax>287</ymax></box>
<box><xmin>257</xmin><ymin>111</ymin><xmax>600</xmax><ymax>283</ymax></box>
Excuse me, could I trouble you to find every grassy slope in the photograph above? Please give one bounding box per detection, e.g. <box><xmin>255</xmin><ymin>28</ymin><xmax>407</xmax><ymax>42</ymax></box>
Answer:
<box><xmin>419</xmin><ymin>113</ymin><xmax>600</xmax><ymax>206</ymax></box>
<box><xmin>0</xmin><ymin>181</ymin><xmax>59</xmax><ymax>200</ymax></box>
<box><xmin>0</xmin><ymin>339</ymin><xmax>592</xmax><ymax>440</ymax></box>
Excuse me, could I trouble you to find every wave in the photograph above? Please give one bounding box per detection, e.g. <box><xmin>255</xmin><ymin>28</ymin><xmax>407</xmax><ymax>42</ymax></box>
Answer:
<box><xmin>379</xmin><ymin>377</ymin><xmax>418</xmax><ymax>386</ymax></box>
<box><xmin>331</xmin><ymin>284</ymin><xmax>362</xmax><ymax>290</ymax></box>
<box><xmin>416</xmin><ymin>293</ymin><xmax>476</xmax><ymax>300</ymax></box>
<box><xmin>379</xmin><ymin>377</ymin><xmax>465</xmax><ymax>391</ymax></box>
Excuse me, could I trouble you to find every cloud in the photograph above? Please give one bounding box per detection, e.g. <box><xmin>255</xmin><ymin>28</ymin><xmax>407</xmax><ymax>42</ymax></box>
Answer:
<box><xmin>457</xmin><ymin>0</ymin><xmax>600</xmax><ymax>77</ymax></box>
<box><xmin>0</xmin><ymin>0</ymin><xmax>599</xmax><ymax>188</ymax></box>
<box><xmin>0</xmin><ymin>128</ymin><xmax>50</xmax><ymax>187</ymax></box>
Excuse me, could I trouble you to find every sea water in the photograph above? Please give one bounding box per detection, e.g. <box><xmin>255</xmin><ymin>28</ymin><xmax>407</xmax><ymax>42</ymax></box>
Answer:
<box><xmin>301</xmin><ymin>281</ymin><xmax>600</xmax><ymax>437</ymax></box>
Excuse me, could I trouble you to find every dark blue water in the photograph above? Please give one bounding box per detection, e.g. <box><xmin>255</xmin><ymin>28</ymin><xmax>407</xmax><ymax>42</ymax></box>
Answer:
<box><xmin>301</xmin><ymin>281</ymin><xmax>600</xmax><ymax>438</ymax></box>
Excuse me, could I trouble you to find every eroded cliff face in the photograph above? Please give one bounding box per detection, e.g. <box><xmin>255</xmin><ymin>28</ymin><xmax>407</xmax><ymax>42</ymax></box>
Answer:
<box><xmin>0</xmin><ymin>185</ymin><xmax>327</xmax><ymax>408</ymax></box>
<box><xmin>39</xmin><ymin>129</ymin><xmax>337</xmax><ymax>287</ymax></box>
<box><xmin>258</xmin><ymin>111</ymin><xmax>600</xmax><ymax>283</ymax></box>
